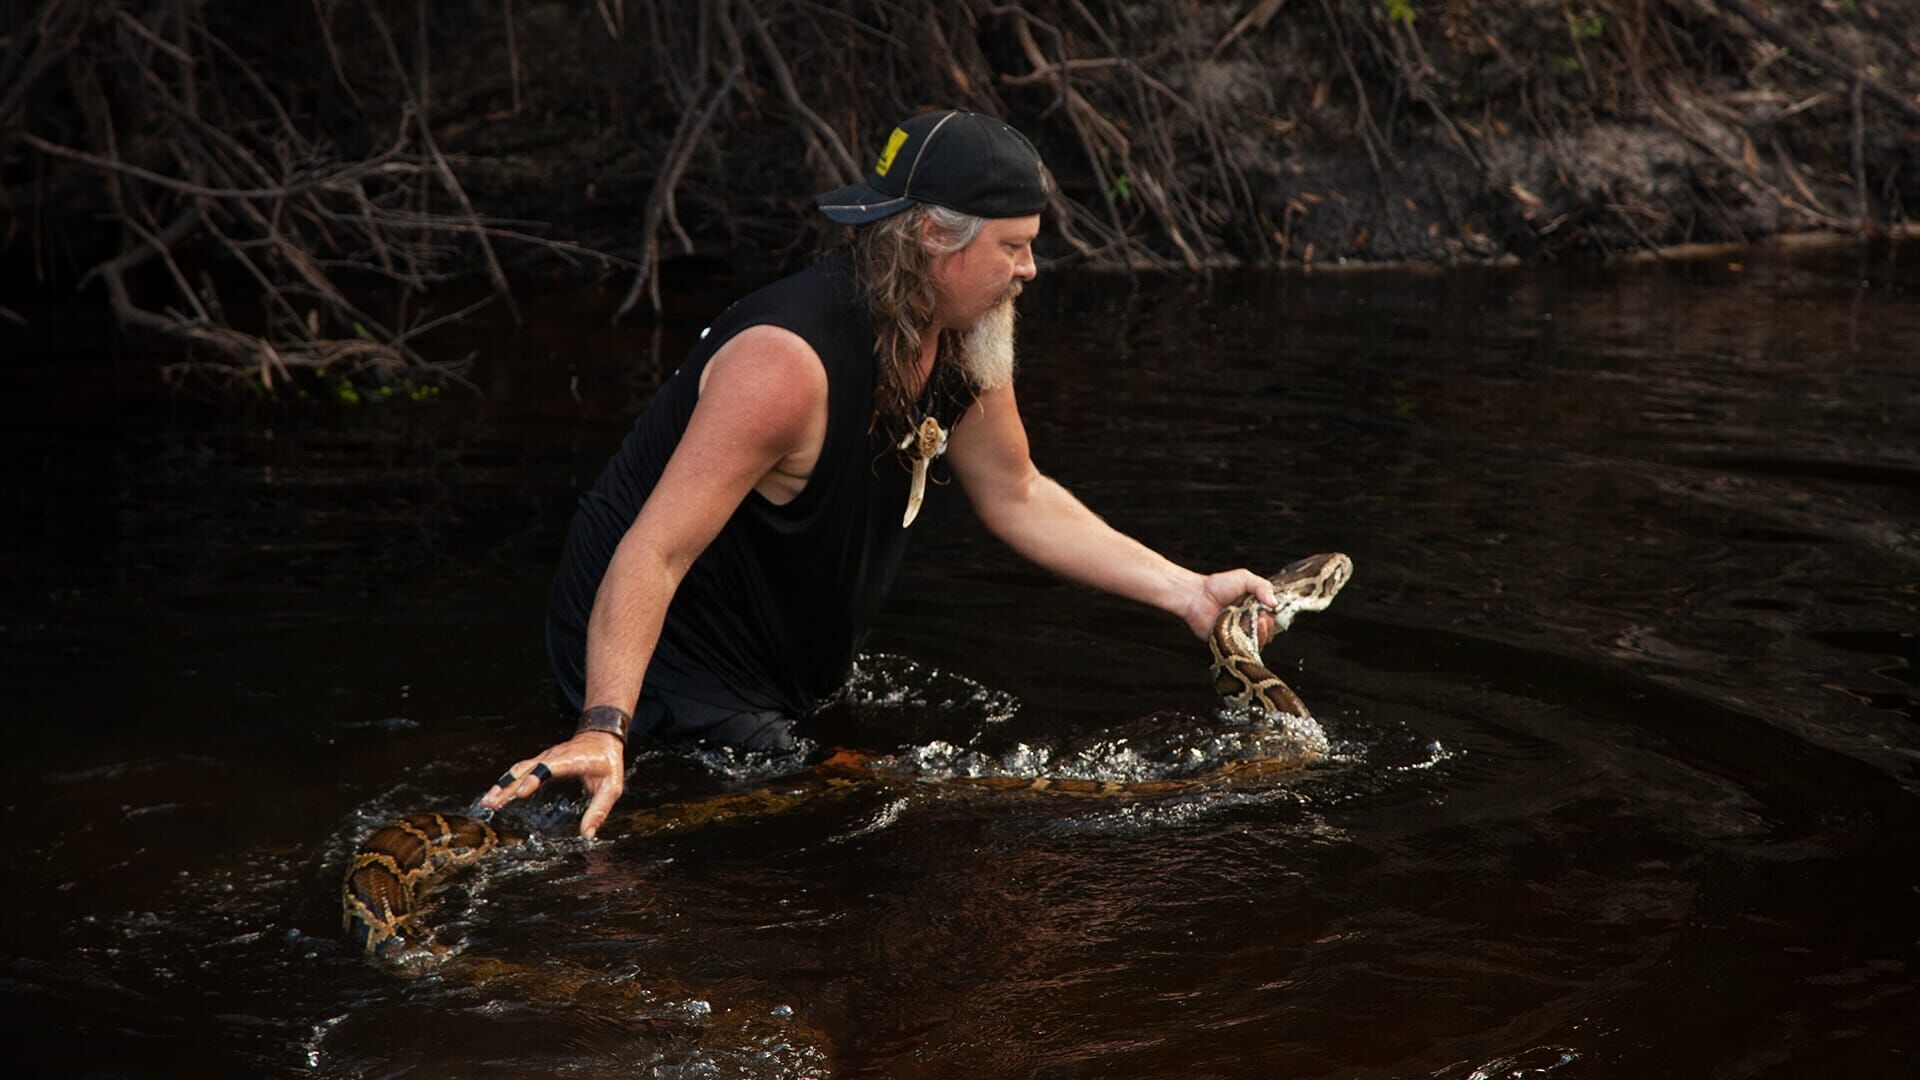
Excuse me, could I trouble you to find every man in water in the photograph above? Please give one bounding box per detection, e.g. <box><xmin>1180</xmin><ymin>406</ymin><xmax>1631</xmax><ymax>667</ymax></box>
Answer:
<box><xmin>482</xmin><ymin>109</ymin><xmax>1278</xmax><ymax>836</ymax></box>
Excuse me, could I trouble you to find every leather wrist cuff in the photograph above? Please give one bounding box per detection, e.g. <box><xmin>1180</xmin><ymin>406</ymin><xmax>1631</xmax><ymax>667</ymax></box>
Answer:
<box><xmin>575</xmin><ymin>704</ymin><xmax>633</xmax><ymax>743</ymax></box>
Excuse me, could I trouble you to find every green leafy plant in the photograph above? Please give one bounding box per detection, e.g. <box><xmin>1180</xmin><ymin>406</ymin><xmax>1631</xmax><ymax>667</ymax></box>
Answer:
<box><xmin>1384</xmin><ymin>0</ymin><xmax>1416</xmax><ymax>26</ymax></box>
<box><xmin>241</xmin><ymin>366</ymin><xmax>447</xmax><ymax>406</ymax></box>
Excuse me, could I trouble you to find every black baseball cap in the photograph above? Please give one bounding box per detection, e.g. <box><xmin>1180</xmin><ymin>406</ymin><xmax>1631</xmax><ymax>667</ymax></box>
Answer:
<box><xmin>815</xmin><ymin>109</ymin><xmax>1048</xmax><ymax>225</ymax></box>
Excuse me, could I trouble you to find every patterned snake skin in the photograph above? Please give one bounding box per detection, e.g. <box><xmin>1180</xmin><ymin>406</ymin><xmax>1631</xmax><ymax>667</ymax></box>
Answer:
<box><xmin>343</xmin><ymin>553</ymin><xmax>1352</xmax><ymax>967</ymax></box>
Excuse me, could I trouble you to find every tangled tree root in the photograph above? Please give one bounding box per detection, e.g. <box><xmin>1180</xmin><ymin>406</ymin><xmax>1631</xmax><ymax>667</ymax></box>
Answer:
<box><xmin>6</xmin><ymin>1</ymin><xmax>1917</xmax><ymax>382</ymax></box>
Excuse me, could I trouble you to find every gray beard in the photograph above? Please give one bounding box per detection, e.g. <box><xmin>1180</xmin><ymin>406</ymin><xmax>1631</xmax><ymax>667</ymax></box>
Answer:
<box><xmin>958</xmin><ymin>296</ymin><xmax>1017</xmax><ymax>391</ymax></box>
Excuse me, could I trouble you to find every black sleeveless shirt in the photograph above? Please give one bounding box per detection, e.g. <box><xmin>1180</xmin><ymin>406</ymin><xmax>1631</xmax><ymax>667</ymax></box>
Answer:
<box><xmin>547</xmin><ymin>254</ymin><xmax>972</xmax><ymax>718</ymax></box>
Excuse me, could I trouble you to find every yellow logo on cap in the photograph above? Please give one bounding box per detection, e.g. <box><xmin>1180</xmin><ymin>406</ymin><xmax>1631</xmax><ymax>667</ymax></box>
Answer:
<box><xmin>874</xmin><ymin>128</ymin><xmax>909</xmax><ymax>176</ymax></box>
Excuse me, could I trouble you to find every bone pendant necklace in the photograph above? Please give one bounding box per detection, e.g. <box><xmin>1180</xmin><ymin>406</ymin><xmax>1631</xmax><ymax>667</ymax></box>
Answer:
<box><xmin>899</xmin><ymin>415</ymin><xmax>948</xmax><ymax>527</ymax></box>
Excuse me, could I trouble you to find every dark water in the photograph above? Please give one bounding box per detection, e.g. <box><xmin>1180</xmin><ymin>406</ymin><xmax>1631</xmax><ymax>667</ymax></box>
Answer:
<box><xmin>4</xmin><ymin>245</ymin><xmax>1917</xmax><ymax>1077</ymax></box>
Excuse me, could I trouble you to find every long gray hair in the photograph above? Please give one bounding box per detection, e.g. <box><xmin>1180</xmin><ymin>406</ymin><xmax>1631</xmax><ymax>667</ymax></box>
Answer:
<box><xmin>850</xmin><ymin>204</ymin><xmax>986</xmax><ymax>443</ymax></box>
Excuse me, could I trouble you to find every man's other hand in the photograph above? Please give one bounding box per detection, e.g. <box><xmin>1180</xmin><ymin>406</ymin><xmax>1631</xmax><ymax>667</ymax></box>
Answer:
<box><xmin>477</xmin><ymin>731</ymin><xmax>626</xmax><ymax>838</ymax></box>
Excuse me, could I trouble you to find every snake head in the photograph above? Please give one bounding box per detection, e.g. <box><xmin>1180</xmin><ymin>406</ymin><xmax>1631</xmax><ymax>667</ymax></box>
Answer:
<box><xmin>1265</xmin><ymin>552</ymin><xmax>1352</xmax><ymax>629</ymax></box>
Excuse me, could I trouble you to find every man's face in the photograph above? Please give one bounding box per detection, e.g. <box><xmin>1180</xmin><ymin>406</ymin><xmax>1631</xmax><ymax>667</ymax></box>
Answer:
<box><xmin>930</xmin><ymin>214</ymin><xmax>1040</xmax><ymax>330</ymax></box>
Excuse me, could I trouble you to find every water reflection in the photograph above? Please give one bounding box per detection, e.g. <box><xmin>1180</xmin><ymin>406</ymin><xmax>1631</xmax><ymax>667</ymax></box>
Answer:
<box><xmin>4</xmin><ymin>244</ymin><xmax>1918</xmax><ymax>1075</ymax></box>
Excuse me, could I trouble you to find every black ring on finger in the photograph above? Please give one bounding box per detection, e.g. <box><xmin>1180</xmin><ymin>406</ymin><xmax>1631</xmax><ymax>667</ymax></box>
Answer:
<box><xmin>531</xmin><ymin>762</ymin><xmax>553</xmax><ymax>783</ymax></box>
<box><xmin>495</xmin><ymin>771</ymin><xmax>517</xmax><ymax>788</ymax></box>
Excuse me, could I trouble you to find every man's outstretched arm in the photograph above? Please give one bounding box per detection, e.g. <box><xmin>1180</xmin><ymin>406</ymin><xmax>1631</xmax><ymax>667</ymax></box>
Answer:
<box><xmin>945</xmin><ymin>381</ymin><xmax>1277</xmax><ymax>639</ymax></box>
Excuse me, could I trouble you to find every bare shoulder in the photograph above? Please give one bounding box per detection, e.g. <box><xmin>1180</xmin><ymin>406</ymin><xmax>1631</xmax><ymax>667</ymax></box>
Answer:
<box><xmin>948</xmin><ymin>378</ymin><xmax>1035</xmax><ymax>487</ymax></box>
<box><xmin>951</xmin><ymin>380</ymin><xmax>1027</xmax><ymax>450</ymax></box>
<box><xmin>699</xmin><ymin>324</ymin><xmax>824</xmax><ymax>398</ymax></box>
<box><xmin>692</xmin><ymin>324</ymin><xmax>828</xmax><ymax>452</ymax></box>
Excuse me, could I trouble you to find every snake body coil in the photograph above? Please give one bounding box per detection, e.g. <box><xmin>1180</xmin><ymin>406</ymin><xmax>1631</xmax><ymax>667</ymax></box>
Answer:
<box><xmin>343</xmin><ymin>553</ymin><xmax>1352</xmax><ymax>966</ymax></box>
<box><xmin>1208</xmin><ymin>552</ymin><xmax>1352</xmax><ymax>716</ymax></box>
<box><xmin>342</xmin><ymin>812</ymin><xmax>517</xmax><ymax>965</ymax></box>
